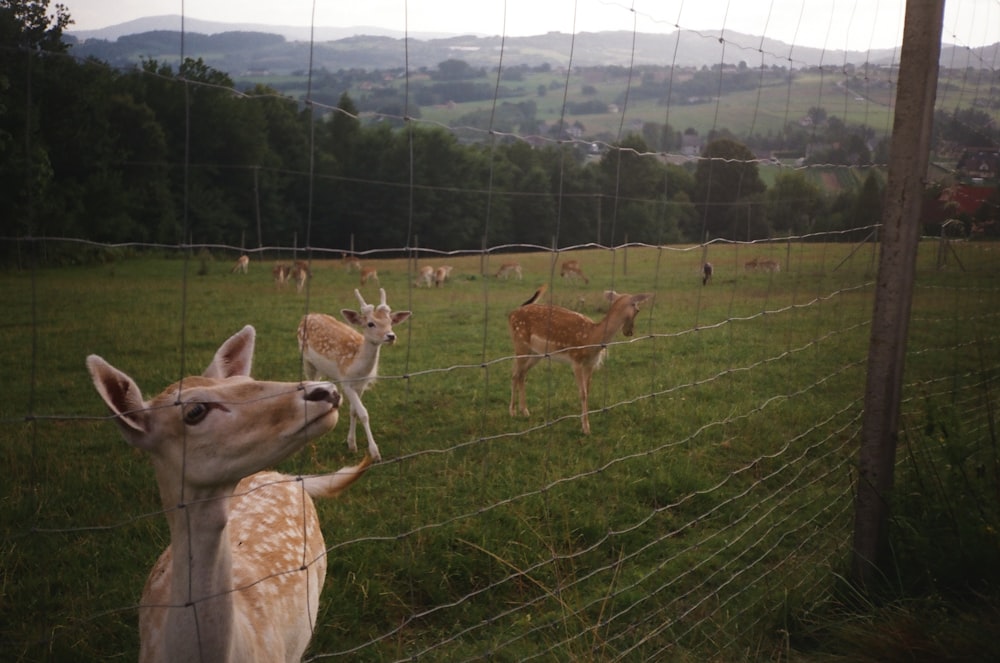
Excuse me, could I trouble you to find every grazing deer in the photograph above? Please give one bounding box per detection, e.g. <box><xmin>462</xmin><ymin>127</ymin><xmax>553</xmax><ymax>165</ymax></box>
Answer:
<box><xmin>744</xmin><ymin>257</ymin><xmax>759</xmax><ymax>272</ymax></box>
<box><xmin>298</xmin><ymin>288</ymin><xmax>411</xmax><ymax>462</ymax></box>
<box><xmin>86</xmin><ymin>326</ymin><xmax>371</xmax><ymax>663</ymax></box>
<box><xmin>702</xmin><ymin>261</ymin><xmax>713</xmax><ymax>285</ymax></box>
<box><xmin>272</xmin><ymin>263</ymin><xmax>291</xmax><ymax>286</ymax></box>
<box><xmin>560</xmin><ymin>259</ymin><xmax>589</xmax><ymax>284</ymax></box>
<box><xmin>360</xmin><ymin>266</ymin><xmax>379</xmax><ymax>286</ymax></box>
<box><xmin>495</xmin><ymin>262</ymin><xmax>523</xmax><ymax>280</ymax></box>
<box><xmin>508</xmin><ymin>285</ymin><xmax>652</xmax><ymax>434</ymax></box>
<box><xmin>291</xmin><ymin>261</ymin><xmax>310</xmax><ymax>293</ymax></box>
<box><xmin>231</xmin><ymin>254</ymin><xmax>249</xmax><ymax>274</ymax></box>
<box><xmin>415</xmin><ymin>265</ymin><xmax>435</xmax><ymax>288</ymax></box>
<box><xmin>758</xmin><ymin>258</ymin><xmax>781</xmax><ymax>272</ymax></box>
<box><xmin>342</xmin><ymin>253</ymin><xmax>362</xmax><ymax>273</ymax></box>
<box><xmin>433</xmin><ymin>265</ymin><xmax>453</xmax><ymax>287</ymax></box>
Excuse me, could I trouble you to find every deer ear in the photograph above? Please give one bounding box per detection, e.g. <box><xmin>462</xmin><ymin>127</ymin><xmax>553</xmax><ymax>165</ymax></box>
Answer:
<box><xmin>203</xmin><ymin>325</ymin><xmax>255</xmax><ymax>379</ymax></box>
<box><xmin>87</xmin><ymin>354</ymin><xmax>153</xmax><ymax>448</ymax></box>
<box><xmin>391</xmin><ymin>311</ymin><xmax>412</xmax><ymax>325</ymax></box>
<box><xmin>341</xmin><ymin>309</ymin><xmax>362</xmax><ymax>326</ymax></box>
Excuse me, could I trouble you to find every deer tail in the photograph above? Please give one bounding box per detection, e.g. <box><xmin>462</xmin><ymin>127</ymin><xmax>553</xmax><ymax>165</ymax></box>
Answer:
<box><xmin>301</xmin><ymin>455</ymin><xmax>373</xmax><ymax>499</ymax></box>
<box><xmin>521</xmin><ymin>284</ymin><xmax>548</xmax><ymax>307</ymax></box>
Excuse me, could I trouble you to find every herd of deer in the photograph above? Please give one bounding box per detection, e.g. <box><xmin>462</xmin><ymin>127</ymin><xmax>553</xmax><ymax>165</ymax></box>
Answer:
<box><xmin>90</xmin><ymin>249</ymin><xmax>792</xmax><ymax>660</ymax></box>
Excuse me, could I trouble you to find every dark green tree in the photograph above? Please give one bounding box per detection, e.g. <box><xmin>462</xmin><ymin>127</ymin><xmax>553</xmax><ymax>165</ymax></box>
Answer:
<box><xmin>692</xmin><ymin>138</ymin><xmax>767</xmax><ymax>240</ymax></box>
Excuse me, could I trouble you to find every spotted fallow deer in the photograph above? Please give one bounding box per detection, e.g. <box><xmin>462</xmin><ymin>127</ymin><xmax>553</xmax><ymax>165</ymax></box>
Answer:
<box><xmin>298</xmin><ymin>288</ymin><xmax>411</xmax><ymax>462</ymax></box>
<box><xmin>495</xmin><ymin>262</ymin><xmax>523</xmax><ymax>280</ymax></box>
<box><xmin>560</xmin><ymin>259</ymin><xmax>589</xmax><ymax>284</ymax></box>
<box><xmin>508</xmin><ymin>285</ymin><xmax>653</xmax><ymax>434</ymax></box>
<box><xmin>231</xmin><ymin>254</ymin><xmax>249</xmax><ymax>274</ymax></box>
<box><xmin>86</xmin><ymin>325</ymin><xmax>371</xmax><ymax>663</ymax></box>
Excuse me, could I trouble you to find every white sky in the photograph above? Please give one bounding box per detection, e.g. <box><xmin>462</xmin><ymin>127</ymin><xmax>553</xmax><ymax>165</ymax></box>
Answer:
<box><xmin>64</xmin><ymin>0</ymin><xmax>1000</xmax><ymax>51</ymax></box>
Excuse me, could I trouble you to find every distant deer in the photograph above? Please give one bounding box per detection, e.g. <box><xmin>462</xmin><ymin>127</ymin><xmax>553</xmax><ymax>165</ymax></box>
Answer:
<box><xmin>744</xmin><ymin>257</ymin><xmax>759</xmax><ymax>272</ymax></box>
<box><xmin>272</xmin><ymin>263</ymin><xmax>291</xmax><ymax>286</ymax></box>
<box><xmin>342</xmin><ymin>253</ymin><xmax>362</xmax><ymax>273</ymax></box>
<box><xmin>508</xmin><ymin>285</ymin><xmax>652</xmax><ymax>434</ymax></box>
<box><xmin>433</xmin><ymin>265</ymin><xmax>453</xmax><ymax>287</ymax></box>
<box><xmin>758</xmin><ymin>258</ymin><xmax>781</xmax><ymax>272</ymax></box>
<box><xmin>231</xmin><ymin>254</ymin><xmax>249</xmax><ymax>274</ymax></box>
<box><xmin>560</xmin><ymin>259</ymin><xmax>589</xmax><ymax>284</ymax></box>
<box><xmin>415</xmin><ymin>265</ymin><xmax>435</xmax><ymax>288</ymax></box>
<box><xmin>702</xmin><ymin>261</ymin><xmax>713</xmax><ymax>285</ymax></box>
<box><xmin>291</xmin><ymin>260</ymin><xmax>311</xmax><ymax>293</ymax></box>
<box><xmin>87</xmin><ymin>326</ymin><xmax>370</xmax><ymax>663</ymax></box>
<box><xmin>360</xmin><ymin>266</ymin><xmax>379</xmax><ymax>286</ymax></box>
<box><xmin>495</xmin><ymin>262</ymin><xmax>523</xmax><ymax>280</ymax></box>
<box><xmin>298</xmin><ymin>288</ymin><xmax>411</xmax><ymax>462</ymax></box>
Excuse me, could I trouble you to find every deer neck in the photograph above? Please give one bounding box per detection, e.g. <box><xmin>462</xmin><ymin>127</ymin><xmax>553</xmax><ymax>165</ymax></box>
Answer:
<box><xmin>160</xmin><ymin>477</ymin><xmax>245</xmax><ymax>663</ymax></box>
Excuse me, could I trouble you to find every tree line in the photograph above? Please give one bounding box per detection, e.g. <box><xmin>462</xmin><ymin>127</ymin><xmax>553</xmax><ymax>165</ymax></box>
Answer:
<box><xmin>4</xmin><ymin>1</ymin><xmax>994</xmax><ymax>262</ymax></box>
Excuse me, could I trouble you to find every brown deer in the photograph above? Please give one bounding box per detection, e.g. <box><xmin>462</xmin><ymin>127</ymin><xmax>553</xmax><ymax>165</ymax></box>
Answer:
<box><xmin>231</xmin><ymin>254</ymin><xmax>249</xmax><ymax>274</ymax></box>
<box><xmin>87</xmin><ymin>325</ymin><xmax>370</xmax><ymax>663</ymax></box>
<box><xmin>560</xmin><ymin>259</ymin><xmax>589</xmax><ymax>284</ymax></box>
<box><xmin>415</xmin><ymin>265</ymin><xmax>435</xmax><ymax>288</ymax></box>
<box><xmin>433</xmin><ymin>265</ymin><xmax>454</xmax><ymax>287</ymax></box>
<box><xmin>758</xmin><ymin>258</ymin><xmax>781</xmax><ymax>272</ymax></box>
<box><xmin>272</xmin><ymin>263</ymin><xmax>291</xmax><ymax>286</ymax></box>
<box><xmin>702</xmin><ymin>261</ymin><xmax>714</xmax><ymax>285</ymax></box>
<box><xmin>744</xmin><ymin>257</ymin><xmax>759</xmax><ymax>272</ymax></box>
<box><xmin>495</xmin><ymin>262</ymin><xmax>523</xmax><ymax>280</ymax></box>
<box><xmin>508</xmin><ymin>285</ymin><xmax>652</xmax><ymax>434</ymax></box>
<box><xmin>298</xmin><ymin>288</ymin><xmax>411</xmax><ymax>462</ymax></box>
<box><xmin>360</xmin><ymin>266</ymin><xmax>379</xmax><ymax>286</ymax></box>
<box><xmin>291</xmin><ymin>260</ymin><xmax>311</xmax><ymax>293</ymax></box>
<box><xmin>342</xmin><ymin>253</ymin><xmax>362</xmax><ymax>273</ymax></box>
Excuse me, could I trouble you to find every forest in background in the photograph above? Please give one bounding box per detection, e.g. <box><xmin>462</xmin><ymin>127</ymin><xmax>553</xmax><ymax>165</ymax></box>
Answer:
<box><xmin>2</xmin><ymin>0</ymin><xmax>998</xmax><ymax>258</ymax></box>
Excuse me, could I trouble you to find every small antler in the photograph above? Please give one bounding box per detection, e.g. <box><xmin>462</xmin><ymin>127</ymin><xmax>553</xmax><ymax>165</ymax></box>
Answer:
<box><xmin>354</xmin><ymin>289</ymin><xmax>374</xmax><ymax>315</ymax></box>
<box><xmin>376</xmin><ymin>288</ymin><xmax>389</xmax><ymax>312</ymax></box>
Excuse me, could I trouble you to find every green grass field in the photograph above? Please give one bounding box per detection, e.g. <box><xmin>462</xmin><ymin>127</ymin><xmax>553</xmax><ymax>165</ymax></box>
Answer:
<box><xmin>2</xmin><ymin>240</ymin><xmax>998</xmax><ymax>661</ymax></box>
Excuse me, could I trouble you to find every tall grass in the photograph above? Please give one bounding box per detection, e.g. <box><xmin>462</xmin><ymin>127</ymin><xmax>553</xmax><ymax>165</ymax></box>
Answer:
<box><xmin>1</xmin><ymin>240</ymin><xmax>997</xmax><ymax>661</ymax></box>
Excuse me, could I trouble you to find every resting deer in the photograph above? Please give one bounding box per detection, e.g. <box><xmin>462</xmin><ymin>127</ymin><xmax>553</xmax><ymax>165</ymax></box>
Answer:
<box><xmin>231</xmin><ymin>254</ymin><xmax>249</xmax><ymax>274</ymax></box>
<box><xmin>415</xmin><ymin>265</ymin><xmax>434</xmax><ymax>288</ymax></box>
<box><xmin>298</xmin><ymin>288</ymin><xmax>411</xmax><ymax>462</ymax></box>
<box><xmin>495</xmin><ymin>262</ymin><xmax>523</xmax><ymax>280</ymax></box>
<box><xmin>560</xmin><ymin>259</ymin><xmax>589</xmax><ymax>284</ymax></box>
<box><xmin>86</xmin><ymin>325</ymin><xmax>371</xmax><ymax>663</ymax></box>
<box><xmin>508</xmin><ymin>285</ymin><xmax>652</xmax><ymax>434</ymax></box>
<box><xmin>433</xmin><ymin>265</ymin><xmax>453</xmax><ymax>287</ymax></box>
<box><xmin>360</xmin><ymin>266</ymin><xmax>379</xmax><ymax>286</ymax></box>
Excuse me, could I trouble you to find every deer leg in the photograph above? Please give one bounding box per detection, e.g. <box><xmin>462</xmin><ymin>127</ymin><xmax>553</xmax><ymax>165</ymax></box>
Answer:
<box><xmin>573</xmin><ymin>363</ymin><xmax>594</xmax><ymax>434</ymax></box>
<box><xmin>510</xmin><ymin>355</ymin><xmax>540</xmax><ymax>418</ymax></box>
<box><xmin>340</xmin><ymin>386</ymin><xmax>379</xmax><ymax>461</ymax></box>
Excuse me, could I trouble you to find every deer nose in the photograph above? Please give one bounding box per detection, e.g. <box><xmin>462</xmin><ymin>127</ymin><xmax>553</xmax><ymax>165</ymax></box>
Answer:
<box><xmin>385</xmin><ymin>332</ymin><xmax>396</xmax><ymax>343</ymax></box>
<box><xmin>303</xmin><ymin>382</ymin><xmax>341</xmax><ymax>408</ymax></box>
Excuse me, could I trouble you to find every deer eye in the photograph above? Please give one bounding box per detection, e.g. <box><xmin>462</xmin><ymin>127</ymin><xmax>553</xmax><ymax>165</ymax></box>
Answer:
<box><xmin>183</xmin><ymin>402</ymin><xmax>210</xmax><ymax>425</ymax></box>
<box><xmin>367</xmin><ymin>321</ymin><xmax>376</xmax><ymax>328</ymax></box>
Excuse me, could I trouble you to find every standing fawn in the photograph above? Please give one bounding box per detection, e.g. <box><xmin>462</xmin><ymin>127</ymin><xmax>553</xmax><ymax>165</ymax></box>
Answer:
<box><xmin>560</xmin><ymin>259</ymin><xmax>589</xmax><ymax>284</ymax></box>
<box><xmin>508</xmin><ymin>285</ymin><xmax>652</xmax><ymax>434</ymax></box>
<box><xmin>231</xmin><ymin>254</ymin><xmax>249</xmax><ymax>274</ymax></box>
<box><xmin>360</xmin><ymin>266</ymin><xmax>379</xmax><ymax>286</ymax></box>
<box><xmin>495</xmin><ymin>262</ymin><xmax>523</xmax><ymax>280</ymax></box>
<box><xmin>415</xmin><ymin>265</ymin><xmax>435</xmax><ymax>288</ymax></box>
<box><xmin>272</xmin><ymin>263</ymin><xmax>291</xmax><ymax>286</ymax></box>
<box><xmin>433</xmin><ymin>265</ymin><xmax>453</xmax><ymax>287</ymax></box>
<box><xmin>298</xmin><ymin>288</ymin><xmax>411</xmax><ymax>462</ymax></box>
<box><xmin>291</xmin><ymin>261</ymin><xmax>311</xmax><ymax>293</ymax></box>
<box><xmin>87</xmin><ymin>325</ymin><xmax>371</xmax><ymax>663</ymax></box>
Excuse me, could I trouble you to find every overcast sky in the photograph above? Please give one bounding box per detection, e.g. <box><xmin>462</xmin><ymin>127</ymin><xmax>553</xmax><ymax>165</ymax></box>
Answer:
<box><xmin>64</xmin><ymin>0</ymin><xmax>999</xmax><ymax>51</ymax></box>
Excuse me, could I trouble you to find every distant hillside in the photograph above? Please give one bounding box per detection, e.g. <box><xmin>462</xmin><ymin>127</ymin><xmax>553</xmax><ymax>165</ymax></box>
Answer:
<box><xmin>68</xmin><ymin>15</ymin><xmax>997</xmax><ymax>75</ymax></box>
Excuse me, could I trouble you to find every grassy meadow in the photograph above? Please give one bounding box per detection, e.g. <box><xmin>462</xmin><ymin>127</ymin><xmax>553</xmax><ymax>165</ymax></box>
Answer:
<box><xmin>2</xmin><ymin>239</ymin><xmax>998</xmax><ymax>661</ymax></box>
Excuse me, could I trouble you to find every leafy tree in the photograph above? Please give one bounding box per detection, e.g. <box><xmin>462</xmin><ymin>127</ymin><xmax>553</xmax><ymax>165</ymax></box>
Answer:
<box><xmin>767</xmin><ymin>171</ymin><xmax>825</xmax><ymax>236</ymax></box>
<box><xmin>692</xmin><ymin>138</ymin><xmax>766</xmax><ymax>240</ymax></box>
